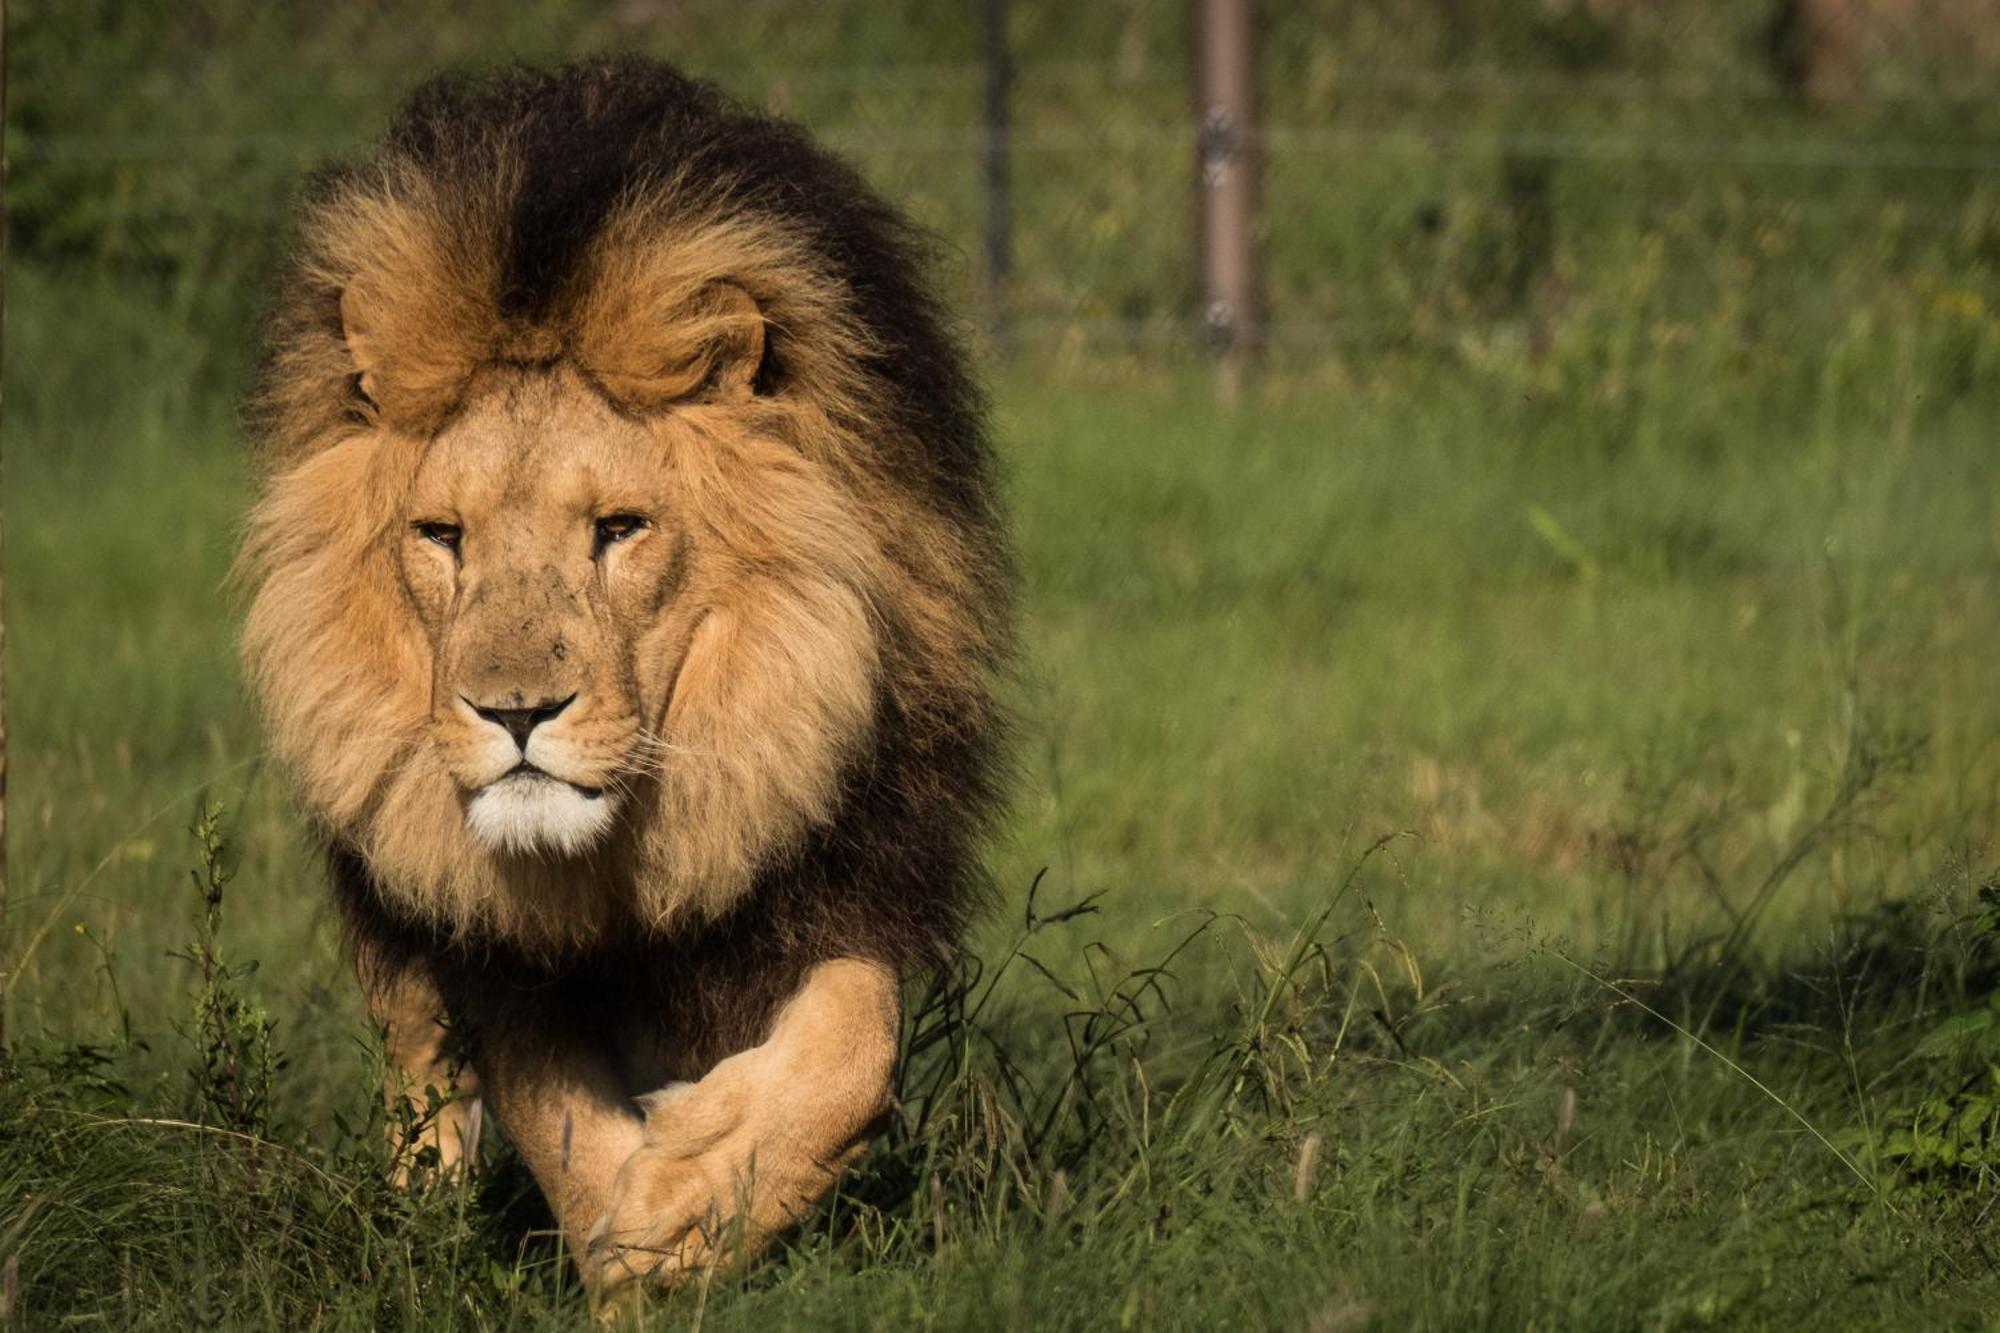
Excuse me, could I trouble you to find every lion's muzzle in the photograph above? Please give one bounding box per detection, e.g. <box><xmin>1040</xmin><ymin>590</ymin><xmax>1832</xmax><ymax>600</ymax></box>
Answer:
<box><xmin>449</xmin><ymin>690</ymin><xmax>633</xmax><ymax>857</ymax></box>
<box><xmin>421</xmin><ymin>539</ymin><xmax>646</xmax><ymax>858</ymax></box>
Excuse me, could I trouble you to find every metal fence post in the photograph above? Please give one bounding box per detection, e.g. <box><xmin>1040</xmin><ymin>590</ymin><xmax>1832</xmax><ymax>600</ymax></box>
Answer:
<box><xmin>1197</xmin><ymin>0</ymin><xmax>1258</xmax><ymax>397</ymax></box>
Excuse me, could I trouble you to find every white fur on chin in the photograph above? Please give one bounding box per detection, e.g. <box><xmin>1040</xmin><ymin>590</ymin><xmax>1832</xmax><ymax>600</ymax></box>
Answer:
<box><xmin>466</xmin><ymin>772</ymin><xmax>618</xmax><ymax>856</ymax></box>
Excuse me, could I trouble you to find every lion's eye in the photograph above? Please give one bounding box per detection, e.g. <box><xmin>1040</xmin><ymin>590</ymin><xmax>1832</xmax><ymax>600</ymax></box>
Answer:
<box><xmin>593</xmin><ymin>513</ymin><xmax>648</xmax><ymax>556</ymax></box>
<box><xmin>413</xmin><ymin>521</ymin><xmax>462</xmax><ymax>553</ymax></box>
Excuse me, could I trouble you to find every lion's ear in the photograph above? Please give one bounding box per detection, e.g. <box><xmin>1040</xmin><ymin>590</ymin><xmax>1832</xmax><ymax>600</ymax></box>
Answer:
<box><xmin>339</xmin><ymin>284</ymin><xmax>385</xmax><ymax>413</ymax></box>
<box><xmin>586</xmin><ymin>281</ymin><xmax>767</xmax><ymax>410</ymax></box>
<box><xmin>701</xmin><ymin>282</ymin><xmax>766</xmax><ymax>401</ymax></box>
<box><xmin>336</xmin><ymin>278</ymin><xmax>483</xmax><ymax>430</ymax></box>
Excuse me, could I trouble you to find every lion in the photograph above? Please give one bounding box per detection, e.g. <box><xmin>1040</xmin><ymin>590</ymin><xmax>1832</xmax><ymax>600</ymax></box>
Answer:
<box><xmin>238</xmin><ymin>57</ymin><xmax>1008</xmax><ymax>1295</ymax></box>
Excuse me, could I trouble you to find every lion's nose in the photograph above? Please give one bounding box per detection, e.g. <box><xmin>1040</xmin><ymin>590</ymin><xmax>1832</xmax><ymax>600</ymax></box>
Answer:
<box><xmin>466</xmin><ymin>693</ymin><xmax>577</xmax><ymax>751</ymax></box>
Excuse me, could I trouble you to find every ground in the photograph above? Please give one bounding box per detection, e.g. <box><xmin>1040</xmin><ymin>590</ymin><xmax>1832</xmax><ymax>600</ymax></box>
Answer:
<box><xmin>6</xmin><ymin>2</ymin><xmax>2000</xmax><ymax>1326</ymax></box>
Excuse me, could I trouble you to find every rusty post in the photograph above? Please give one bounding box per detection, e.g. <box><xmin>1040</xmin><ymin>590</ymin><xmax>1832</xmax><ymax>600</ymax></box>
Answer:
<box><xmin>1197</xmin><ymin>0</ymin><xmax>1258</xmax><ymax>397</ymax></box>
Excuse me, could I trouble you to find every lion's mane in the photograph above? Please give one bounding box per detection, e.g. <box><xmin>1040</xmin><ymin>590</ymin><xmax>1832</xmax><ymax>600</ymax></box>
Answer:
<box><xmin>240</xmin><ymin>58</ymin><xmax>1008</xmax><ymax>1021</ymax></box>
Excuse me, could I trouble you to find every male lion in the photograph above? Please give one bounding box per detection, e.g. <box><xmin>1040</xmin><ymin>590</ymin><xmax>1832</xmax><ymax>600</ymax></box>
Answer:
<box><xmin>239</xmin><ymin>58</ymin><xmax>1008</xmax><ymax>1293</ymax></box>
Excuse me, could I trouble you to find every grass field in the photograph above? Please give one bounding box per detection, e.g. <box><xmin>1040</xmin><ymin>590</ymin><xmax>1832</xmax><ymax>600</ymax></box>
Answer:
<box><xmin>7</xmin><ymin>2</ymin><xmax>2000</xmax><ymax>1327</ymax></box>
<box><xmin>3</xmin><ymin>262</ymin><xmax>1998</xmax><ymax>1328</ymax></box>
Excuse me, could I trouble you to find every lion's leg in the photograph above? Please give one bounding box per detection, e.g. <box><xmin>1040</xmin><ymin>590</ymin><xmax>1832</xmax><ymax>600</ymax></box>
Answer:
<box><xmin>585</xmin><ymin>957</ymin><xmax>898</xmax><ymax>1292</ymax></box>
<box><xmin>363</xmin><ymin>963</ymin><xmax>484</xmax><ymax>1183</ymax></box>
<box><xmin>469</xmin><ymin>1011</ymin><xmax>651</xmax><ymax>1258</ymax></box>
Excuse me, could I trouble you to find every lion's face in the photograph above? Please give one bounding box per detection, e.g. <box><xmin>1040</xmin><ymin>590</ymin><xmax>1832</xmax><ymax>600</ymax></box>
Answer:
<box><xmin>245</xmin><ymin>335</ymin><xmax>898</xmax><ymax>944</ymax></box>
<box><xmin>401</xmin><ymin>369</ymin><xmax>673</xmax><ymax>857</ymax></box>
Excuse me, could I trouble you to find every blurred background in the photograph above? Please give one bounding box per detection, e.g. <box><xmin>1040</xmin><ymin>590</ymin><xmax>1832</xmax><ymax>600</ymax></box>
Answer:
<box><xmin>13</xmin><ymin>0</ymin><xmax>2000</xmax><ymax>374</ymax></box>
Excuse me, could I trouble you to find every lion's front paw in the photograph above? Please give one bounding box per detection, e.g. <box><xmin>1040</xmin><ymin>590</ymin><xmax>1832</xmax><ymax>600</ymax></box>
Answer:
<box><xmin>585</xmin><ymin>1140</ymin><xmax>736</xmax><ymax>1291</ymax></box>
<box><xmin>584</xmin><ymin>1068</ymin><xmax>833</xmax><ymax>1292</ymax></box>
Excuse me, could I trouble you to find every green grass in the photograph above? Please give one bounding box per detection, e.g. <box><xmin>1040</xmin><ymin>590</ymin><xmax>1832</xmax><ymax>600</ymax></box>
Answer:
<box><xmin>2</xmin><ymin>259</ymin><xmax>1998</xmax><ymax>1328</ymax></box>
<box><xmin>6</xmin><ymin>2</ymin><xmax>2000</xmax><ymax>1325</ymax></box>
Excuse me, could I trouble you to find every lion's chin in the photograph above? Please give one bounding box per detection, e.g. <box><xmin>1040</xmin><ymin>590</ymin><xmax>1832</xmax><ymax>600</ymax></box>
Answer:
<box><xmin>465</xmin><ymin>771</ymin><xmax>619</xmax><ymax>858</ymax></box>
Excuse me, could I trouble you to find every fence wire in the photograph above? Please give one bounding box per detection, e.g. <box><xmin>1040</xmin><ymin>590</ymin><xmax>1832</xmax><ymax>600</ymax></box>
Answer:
<box><xmin>11</xmin><ymin>0</ymin><xmax>2000</xmax><ymax>366</ymax></box>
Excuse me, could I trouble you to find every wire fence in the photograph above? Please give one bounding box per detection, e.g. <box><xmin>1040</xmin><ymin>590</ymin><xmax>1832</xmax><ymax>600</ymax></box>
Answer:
<box><xmin>10</xmin><ymin>0</ymin><xmax>2000</xmax><ymax>369</ymax></box>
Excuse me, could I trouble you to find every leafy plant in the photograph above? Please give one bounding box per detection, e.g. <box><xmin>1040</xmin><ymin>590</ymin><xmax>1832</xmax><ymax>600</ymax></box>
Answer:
<box><xmin>170</xmin><ymin>799</ymin><xmax>282</xmax><ymax>1134</ymax></box>
<box><xmin>1861</xmin><ymin>882</ymin><xmax>2000</xmax><ymax>1191</ymax></box>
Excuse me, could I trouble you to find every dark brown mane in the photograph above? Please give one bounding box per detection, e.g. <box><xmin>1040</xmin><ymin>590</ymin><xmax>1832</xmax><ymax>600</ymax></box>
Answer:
<box><xmin>260</xmin><ymin>56</ymin><xmax>997</xmax><ymax>525</ymax></box>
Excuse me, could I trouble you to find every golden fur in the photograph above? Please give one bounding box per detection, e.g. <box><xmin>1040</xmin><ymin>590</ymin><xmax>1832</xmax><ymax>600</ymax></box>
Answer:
<box><xmin>242</xmin><ymin>151</ymin><xmax>1001</xmax><ymax>958</ymax></box>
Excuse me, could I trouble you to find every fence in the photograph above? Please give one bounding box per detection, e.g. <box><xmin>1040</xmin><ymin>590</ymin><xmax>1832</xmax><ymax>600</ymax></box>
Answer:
<box><xmin>9</xmin><ymin>1</ymin><xmax>2000</xmax><ymax>373</ymax></box>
